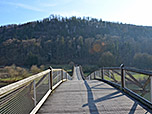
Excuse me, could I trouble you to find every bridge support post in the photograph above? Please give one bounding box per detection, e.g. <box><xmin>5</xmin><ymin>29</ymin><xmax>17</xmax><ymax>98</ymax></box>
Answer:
<box><xmin>120</xmin><ymin>64</ymin><xmax>125</xmax><ymax>89</ymax></box>
<box><xmin>150</xmin><ymin>76</ymin><xmax>152</xmax><ymax>102</ymax></box>
<box><xmin>49</xmin><ymin>67</ymin><xmax>53</xmax><ymax>90</ymax></box>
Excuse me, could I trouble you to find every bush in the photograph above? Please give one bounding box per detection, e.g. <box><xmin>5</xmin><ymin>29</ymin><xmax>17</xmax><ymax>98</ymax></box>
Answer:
<box><xmin>40</xmin><ymin>65</ymin><xmax>45</xmax><ymax>71</ymax></box>
<box><xmin>98</xmin><ymin>51</ymin><xmax>115</xmax><ymax>67</ymax></box>
<box><xmin>30</xmin><ymin>65</ymin><xmax>41</xmax><ymax>74</ymax></box>
<box><xmin>4</xmin><ymin>64</ymin><xmax>29</xmax><ymax>79</ymax></box>
<box><xmin>133</xmin><ymin>53</ymin><xmax>152</xmax><ymax>69</ymax></box>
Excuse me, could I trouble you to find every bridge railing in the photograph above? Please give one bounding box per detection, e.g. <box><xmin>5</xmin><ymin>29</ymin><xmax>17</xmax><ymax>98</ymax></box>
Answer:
<box><xmin>86</xmin><ymin>65</ymin><xmax>152</xmax><ymax>108</ymax></box>
<box><xmin>0</xmin><ymin>67</ymin><xmax>72</xmax><ymax>114</ymax></box>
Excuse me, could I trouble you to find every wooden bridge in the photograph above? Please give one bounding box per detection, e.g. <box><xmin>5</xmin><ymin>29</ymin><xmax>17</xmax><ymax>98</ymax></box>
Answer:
<box><xmin>0</xmin><ymin>65</ymin><xmax>152</xmax><ymax>113</ymax></box>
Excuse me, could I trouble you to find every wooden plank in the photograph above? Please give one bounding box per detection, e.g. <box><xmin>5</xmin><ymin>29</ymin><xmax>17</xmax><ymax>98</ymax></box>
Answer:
<box><xmin>112</xmin><ymin>70</ymin><xmax>121</xmax><ymax>76</ymax></box>
<box><xmin>37</xmin><ymin>67</ymin><xmax>152</xmax><ymax>114</ymax></box>
<box><xmin>37</xmin><ymin>80</ymin><xmax>151</xmax><ymax>114</ymax></box>
<box><xmin>141</xmin><ymin>77</ymin><xmax>150</xmax><ymax>97</ymax></box>
<box><xmin>30</xmin><ymin>79</ymin><xmax>67</xmax><ymax>114</ymax></box>
<box><xmin>110</xmin><ymin>71</ymin><xmax>118</xmax><ymax>83</ymax></box>
<box><xmin>126</xmin><ymin>71</ymin><xmax>143</xmax><ymax>88</ymax></box>
<box><xmin>125</xmin><ymin>67</ymin><xmax>152</xmax><ymax>76</ymax></box>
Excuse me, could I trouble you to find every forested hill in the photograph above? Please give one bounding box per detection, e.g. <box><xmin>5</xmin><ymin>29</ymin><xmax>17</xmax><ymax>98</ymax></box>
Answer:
<box><xmin>1</xmin><ymin>15</ymin><xmax>152</xmax><ymax>69</ymax></box>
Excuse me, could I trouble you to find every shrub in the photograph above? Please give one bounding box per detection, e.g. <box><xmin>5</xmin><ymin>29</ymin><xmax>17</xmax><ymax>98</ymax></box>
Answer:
<box><xmin>30</xmin><ymin>65</ymin><xmax>41</xmax><ymax>74</ymax></box>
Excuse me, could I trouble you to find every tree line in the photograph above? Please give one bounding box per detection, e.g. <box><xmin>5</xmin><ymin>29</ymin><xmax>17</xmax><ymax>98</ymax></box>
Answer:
<box><xmin>1</xmin><ymin>15</ymin><xmax>152</xmax><ymax>69</ymax></box>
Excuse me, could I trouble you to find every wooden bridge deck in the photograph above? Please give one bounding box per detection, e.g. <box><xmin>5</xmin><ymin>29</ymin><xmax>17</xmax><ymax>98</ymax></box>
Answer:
<box><xmin>37</xmin><ymin>67</ymin><xmax>152</xmax><ymax>114</ymax></box>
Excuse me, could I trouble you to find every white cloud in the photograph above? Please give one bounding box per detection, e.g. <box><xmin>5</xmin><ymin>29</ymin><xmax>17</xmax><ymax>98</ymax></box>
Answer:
<box><xmin>2</xmin><ymin>2</ymin><xmax>44</xmax><ymax>12</ymax></box>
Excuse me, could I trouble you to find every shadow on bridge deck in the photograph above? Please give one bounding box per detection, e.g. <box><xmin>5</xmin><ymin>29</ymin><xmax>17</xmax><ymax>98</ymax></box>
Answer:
<box><xmin>37</xmin><ymin>67</ymin><xmax>152</xmax><ymax>114</ymax></box>
<box><xmin>83</xmin><ymin>80</ymin><xmax>151</xmax><ymax>114</ymax></box>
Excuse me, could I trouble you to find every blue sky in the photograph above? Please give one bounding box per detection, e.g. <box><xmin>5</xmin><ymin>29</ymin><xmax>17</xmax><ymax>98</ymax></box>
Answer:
<box><xmin>0</xmin><ymin>0</ymin><xmax>152</xmax><ymax>26</ymax></box>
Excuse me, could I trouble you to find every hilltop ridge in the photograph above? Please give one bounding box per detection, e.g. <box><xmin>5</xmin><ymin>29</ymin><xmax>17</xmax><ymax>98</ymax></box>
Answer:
<box><xmin>1</xmin><ymin>15</ymin><xmax>152</xmax><ymax>69</ymax></box>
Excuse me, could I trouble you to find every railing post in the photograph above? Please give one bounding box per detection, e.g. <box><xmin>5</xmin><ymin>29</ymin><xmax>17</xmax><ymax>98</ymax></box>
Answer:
<box><xmin>66</xmin><ymin>72</ymin><xmax>67</xmax><ymax>79</ymax></box>
<box><xmin>33</xmin><ymin>80</ymin><xmax>37</xmax><ymax>106</ymax></box>
<box><xmin>108</xmin><ymin>70</ymin><xmax>111</xmax><ymax>78</ymax></box>
<box><xmin>150</xmin><ymin>76</ymin><xmax>152</xmax><ymax>102</ymax></box>
<box><xmin>48</xmin><ymin>72</ymin><xmax>51</xmax><ymax>89</ymax></box>
<box><xmin>94</xmin><ymin>71</ymin><xmax>96</xmax><ymax>79</ymax></box>
<box><xmin>49</xmin><ymin>66</ymin><xmax>53</xmax><ymax>90</ymax></box>
<box><xmin>103</xmin><ymin>67</ymin><xmax>104</xmax><ymax>80</ymax></box>
<box><xmin>61</xmin><ymin>70</ymin><xmax>63</xmax><ymax>81</ymax></box>
<box><xmin>80</xmin><ymin>66</ymin><xmax>84</xmax><ymax>78</ymax></box>
<box><xmin>120</xmin><ymin>64</ymin><xmax>125</xmax><ymax>89</ymax></box>
<box><xmin>89</xmin><ymin>75</ymin><xmax>90</xmax><ymax>80</ymax></box>
<box><xmin>101</xmin><ymin>68</ymin><xmax>104</xmax><ymax>80</ymax></box>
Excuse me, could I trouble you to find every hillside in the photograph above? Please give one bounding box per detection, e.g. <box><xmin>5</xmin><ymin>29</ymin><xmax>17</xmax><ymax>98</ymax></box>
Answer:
<box><xmin>1</xmin><ymin>15</ymin><xmax>152</xmax><ymax>69</ymax></box>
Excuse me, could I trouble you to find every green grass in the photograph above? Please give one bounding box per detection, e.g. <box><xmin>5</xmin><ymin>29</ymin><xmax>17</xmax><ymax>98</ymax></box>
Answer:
<box><xmin>84</xmin><ymin>72</ymin><xmax>90</xmax><ymax>77</ymax></box>
<box><xmin>104</xmin><ymin>75</ymin><xmax>121</xmax><ymax>82</ymax></box>
<box><xmin>0</xmin><ymin>77</ymin><xmax>23</xmax><ymax>88</ymax></box>
<box><xmin>0</xmin><ymin>82</ymin><xmax>8</xmax><ymax>88</ymax></box>
<box><xmin>0</xmin><ymin>77</ymin><xmax>23</xmax><ymax>82</ymax></box>
<box><xmin>129</xmin><ymin>73</ymin><xmax>148</xmax><ymax>80</ymax></box>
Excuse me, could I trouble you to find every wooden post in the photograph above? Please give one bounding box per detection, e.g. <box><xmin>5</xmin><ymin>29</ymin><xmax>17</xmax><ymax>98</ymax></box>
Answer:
<box><xmin>120</xmin><ymin>64</ymin><xmax>125</xmax><ymax>89</ymax></box>
<box><xmin>72</xmin><ymin>66</ymin><xmax>74</xmax><ymax>75</ymax></box>
<box><xmin>150</xmin><ymin>76</ymin><xmax>152</xmax><ymax>102</ymax></box>
<box><xmin>80</xmin><ymin>66</ymin><xmax>83</xmax><ymax>77</ymax></box>
<box><xmin>49</xmin><ymin>66</ymin><xmax>53</xmax><ymax>90</ymax></box>
<box><xmin>61</xmin><ymin>70</ymin><xmax>63</xmax><ymax>81</ymax></box>
<box><xmin>101</xmin><ymin>68</ymin><xmax>104</xmax><ymax>80</ymax></box>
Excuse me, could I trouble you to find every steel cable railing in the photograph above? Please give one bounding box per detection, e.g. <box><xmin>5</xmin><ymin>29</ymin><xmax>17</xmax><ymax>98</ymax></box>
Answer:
<box><xmin>0</xmin><ymin>67</ymin><xmax>72</xmax><ymax>114</ymax></box>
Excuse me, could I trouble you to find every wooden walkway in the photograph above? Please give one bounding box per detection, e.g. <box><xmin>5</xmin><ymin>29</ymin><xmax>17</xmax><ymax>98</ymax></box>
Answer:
<box><xmin>37</xmin><ymin>67</ymin><xmax>152</xmax><ymax>114</ymax></box>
